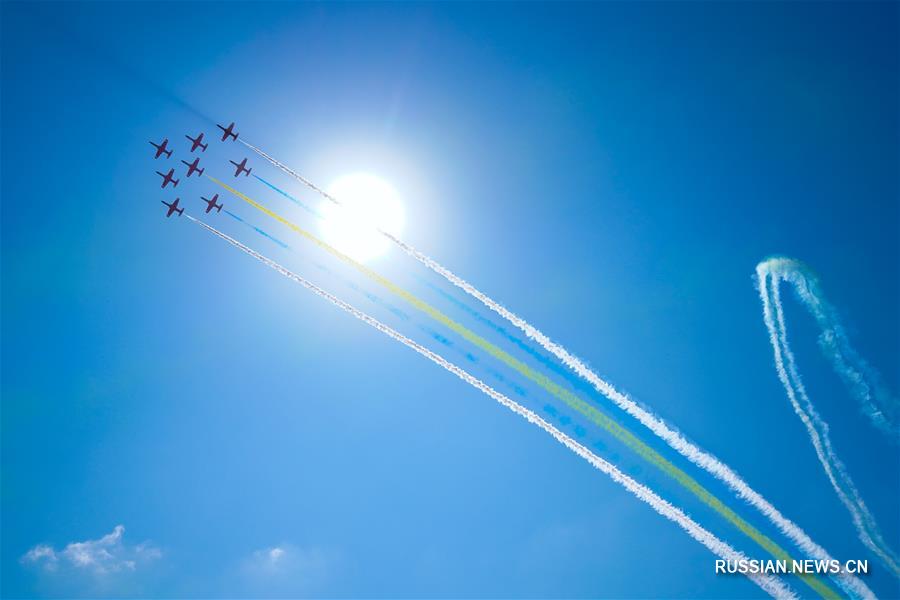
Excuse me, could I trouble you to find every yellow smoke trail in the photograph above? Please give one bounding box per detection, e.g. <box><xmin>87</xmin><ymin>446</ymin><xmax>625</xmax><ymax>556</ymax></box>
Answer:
<box><xmin>207</xmin><ymin>175</ymin><xmax>838</xmax><ymax>600</ymax></box>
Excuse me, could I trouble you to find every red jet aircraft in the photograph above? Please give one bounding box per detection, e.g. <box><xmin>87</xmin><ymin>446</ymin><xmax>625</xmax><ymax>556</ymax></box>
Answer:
<box><xmin>229</xmin><ymin>158</ymin><xmax>252</xmax><ymax>177</ymax></box>
<box><xmin>150</xmin><ymin>138</ymin><xmax>172</xmax><ymax>159</ymax></box>
<box><xmin>217</xmin><ymin>122</ymin><xmax>238</xmax><ymax>141</ymax></box>
<box><xmin>156</xmin><ymin>168</ymin><xmax>180</xmax><ymax>188</ymax></box>
<box><xmin>185</xmin><ymin>132</ymin><xmax>208</xmax><ymax>152</ymax></box>
<box><xmin>181</xmin><ymin>157</ymin><xmax>204</xmax><ymax>178</ymax></box>
<box><xmin>161</xmin><ymin>198</ymin><xmax>184</xmax><ymax>218</ymax></box>
<box><xmin>201</xmin><ymin>194</ymin><xmax>223</xmax><ymax>214</ymax></box>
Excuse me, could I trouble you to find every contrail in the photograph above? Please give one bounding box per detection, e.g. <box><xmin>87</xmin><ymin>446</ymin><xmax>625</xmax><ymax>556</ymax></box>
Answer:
<box><xmin>207</xmin><ymin>175</ymin><xmax>843</xmax><ymax>600</ymax></box>
<box><xmin>184</xmin><ymin>213</ymin><xmax>799</xmax><ymax>600</ymax></box>
<box><xmin>757</xmin><ymin>258</ymin><xmax>900</xmax><ymax>576</ymax></box>
<box><xmin>236</xmin><ymin>146</ymin><xmax>874</xmax><ymax>599</ymax></box>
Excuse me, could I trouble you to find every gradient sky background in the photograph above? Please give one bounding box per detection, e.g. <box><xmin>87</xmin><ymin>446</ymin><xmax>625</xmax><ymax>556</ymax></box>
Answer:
<box><xmin>2</xmin><ymin>2</ymin><xmax>898</xmax><ymax>598</ymax></box>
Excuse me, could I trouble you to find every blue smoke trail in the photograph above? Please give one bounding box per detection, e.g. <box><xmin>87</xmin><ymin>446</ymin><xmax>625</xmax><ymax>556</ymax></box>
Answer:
<box><xmin>254</xmin><ymin>174</ymin><xmax>323</xmax><ymax>219</ymax></box>
<box><xmin>224</xmin><ymin>209</ymin><xmax>290</xmax><ymax>250</ymax></box>
<box><xmin>252</xmin><ymin>174</ymin><xmax>602</xmax><ymax>399</ymax></box>
<box><xmin>415</xmin><ymin>274</ymin><xmax>602</xmax><ymax>395</ymax></box>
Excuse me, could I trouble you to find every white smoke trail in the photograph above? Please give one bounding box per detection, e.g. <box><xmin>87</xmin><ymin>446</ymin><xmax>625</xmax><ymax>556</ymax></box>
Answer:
<box><xmin>240</xmin><ymin>140</ymin><xmax>874</xmax><ymax>598</ymax></box>
<box><xmin>757</xmin><ymin>258</ymin><xmax>900</xmax><ymax>575</ymax></box>
<box><xmin>760</xmin><ymin>258</ymin><xmax>898</xmax><ymax>440</ymax></box>
<box><xmin>185</xmin><ymin>213</ymin><xmax>797</xmax><ymax>600</ymax></box>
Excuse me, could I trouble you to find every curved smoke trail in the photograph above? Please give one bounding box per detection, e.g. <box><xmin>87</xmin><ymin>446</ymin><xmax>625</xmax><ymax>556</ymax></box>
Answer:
<box><xmin>185</xmin><ymin>213</ymin><xmax>798</xmax><ymax>600</ymax></box>
<box><xmin>239</xmin><ymin>141</ymin><xmax>874</xmax><ymax>599</ymax></box>
<box><xmin>758</xmin><ymin>258</ymin><xmax>898</xmax><ymax>439</ymax></box>
<box><xmin>757</xmin><ymin>258</ymin><xmax>900</xmax><ymax>576</ymax></box>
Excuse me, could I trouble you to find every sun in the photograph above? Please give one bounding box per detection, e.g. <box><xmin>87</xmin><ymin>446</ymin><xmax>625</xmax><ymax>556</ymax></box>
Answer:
<box><xmin>319</xmin><ymin>173</ymin><xmax>405</xmax><ymax>263</ymax></box>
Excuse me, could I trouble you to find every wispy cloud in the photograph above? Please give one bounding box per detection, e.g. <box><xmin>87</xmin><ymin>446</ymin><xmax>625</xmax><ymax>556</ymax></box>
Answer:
<box><xmin>244</xmin><ymin>544</ymin><xmax>327</xmax><ymax>575</ymax></box>
<box><xmin>23</xmin><ymin>544</ymin><xmax>59</xmax><ymax>571</ymax></box>
<box><xmin>236</xmin><ymin>543</ymin><xmax>333</xmax><ymax>597</ymax></box>
<box><xmin>21</xmin><ymin>525</ymin><xmax>161</xmax><ymax>576</ymax></box>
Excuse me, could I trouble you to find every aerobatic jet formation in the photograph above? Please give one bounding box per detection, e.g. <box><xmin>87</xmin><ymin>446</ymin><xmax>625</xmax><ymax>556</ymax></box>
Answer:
<box><xmin>201</xmin><ymin>194</ymin><xmax>223</xmax><ymax>214</ymax></box>
<box><xmin>217</xmin><ymin>122</ymin><xmax>238</xmax><ymax>141</ymax></box>
<box><xmin>150</xmin><ymin>138</ymin><xmax>172</xmax><ymax>159</ymax></box>
<box><xmin>181</xmin><ymin>157</ymin><xmax>204</xmax><ymax>178</ymax></box>
<box><xmin>157</xmin><ymin>168</ymin><xmax>180</xmax><ymax>188</ymax></box>
<box><xmin>150</xmin><ymin>121</ymin><xmax>244</xmax><ymax>219</ymax></box>
<box><xmin>161</xmin><ymin>198</ymin><xmax>184</xmax><ymax>218</ymax></box>
<box><xmin>230</xmin><ymin>158</ymin><xmax>252</xmax><ymax>177</ymax></box>
<box><xmin>186</xmin><ymin>132</ymin><xmax>208</xmax><ymax>152</ymax></box>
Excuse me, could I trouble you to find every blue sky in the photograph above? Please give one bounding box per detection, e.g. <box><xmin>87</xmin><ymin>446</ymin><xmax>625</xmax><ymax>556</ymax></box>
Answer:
<box><xmin>2</xmin><ymin>2</ymin><xmax>898</xmax><ymax>598</ymax></box>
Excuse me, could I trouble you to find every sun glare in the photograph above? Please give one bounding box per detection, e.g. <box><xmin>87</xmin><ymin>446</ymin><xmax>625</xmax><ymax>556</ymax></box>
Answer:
<box><xmin>319</xmin><ymin>173</ymin><xmax>405</xmax><ymax>263</ymax></box>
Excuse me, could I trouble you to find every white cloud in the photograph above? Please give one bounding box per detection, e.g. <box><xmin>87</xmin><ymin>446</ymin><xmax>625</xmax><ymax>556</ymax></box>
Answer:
<box><xmin>236</xmin><ymin>543</ymin><xmax>334</xmax><ymax>596</ymax></box>
<box><xmin>245</xmin><ymin>543</ymin><xmax>327</xmax><ymax>574</ymax></box>
<box><xmin>22</xmin><ymin>525</ymin><xmax>161</xmax><ymax>576</ymax></box>
<box><xmin>260</xmin><ymin>546</ymin><xmax>286</xmax><ymax>564</ymax></box>
<box><xmin>23</xmin><ymin>544</ymin><xmax>59</xmax><ymax>571</ymax></box>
